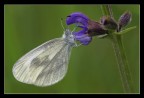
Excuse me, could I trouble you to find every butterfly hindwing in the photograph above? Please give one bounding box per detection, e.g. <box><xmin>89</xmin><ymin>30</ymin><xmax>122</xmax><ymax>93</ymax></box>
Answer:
<box><xmin>12</xmin><ymin>38</ymin><xmax>72</xmax><ymax>86</ymax></box>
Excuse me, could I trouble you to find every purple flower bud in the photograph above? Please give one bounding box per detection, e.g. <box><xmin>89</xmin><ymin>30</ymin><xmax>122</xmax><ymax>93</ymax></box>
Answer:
<box><xmin>66</xmin><ymin>12</ymin><xmax>89</xmax><ymax>27</ymax></box>
<box><xmin>118</xmin><ymin>11</ymin><xmax>132</xmax><ymax>31</ymax></box>
<box><xmin>100</xmin><ymin>16</ymin><xmax>117</xmax><ymax>30</ymax></box>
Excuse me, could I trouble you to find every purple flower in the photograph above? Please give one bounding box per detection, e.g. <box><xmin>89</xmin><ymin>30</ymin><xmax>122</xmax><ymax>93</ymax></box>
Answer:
<box><xmin>88</xmin><ymin>20</ymin><xmax>108</xmax><ymax>36</ymax></box>
<box><xmin>66</xmin><ymin>12</ymin><xmax>92</xmax><ymax>45</ymax></box>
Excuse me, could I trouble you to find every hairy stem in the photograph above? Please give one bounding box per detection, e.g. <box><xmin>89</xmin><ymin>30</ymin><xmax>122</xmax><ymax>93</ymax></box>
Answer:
<box><xmin>110</xmin><ymin>34</ymin><xmax>134</xmax><ymax>93</ymax></box>
<box><xmin>101</xmin><ymin>5</ymin><xmax>134</xmax><ymax>93</ymax></box>
<box><xmin>101</xmin><ymin>5</ymin><xmax>113</xmax><ymax>17</ymax></box>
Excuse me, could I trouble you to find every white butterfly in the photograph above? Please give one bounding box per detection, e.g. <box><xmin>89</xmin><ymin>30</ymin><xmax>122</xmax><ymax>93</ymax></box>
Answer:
<box><xmin>12</xmin><ymin>28</ymin><xmax>77</xmax><ymax>87</ymax></box>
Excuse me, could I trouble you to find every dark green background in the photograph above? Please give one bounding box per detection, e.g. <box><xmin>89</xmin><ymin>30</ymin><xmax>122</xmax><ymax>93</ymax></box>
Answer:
<box><xmin>4</xmin><ymin>5</ymin><xmax>139</xmax><ymax>93</ymax></box>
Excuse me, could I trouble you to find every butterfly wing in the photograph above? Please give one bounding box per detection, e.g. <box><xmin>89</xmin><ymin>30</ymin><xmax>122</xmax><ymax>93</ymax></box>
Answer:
<box><xmin>12</xmin><ymin>38</ymin><xmax>73</xmax><ymax>86</ymax></box>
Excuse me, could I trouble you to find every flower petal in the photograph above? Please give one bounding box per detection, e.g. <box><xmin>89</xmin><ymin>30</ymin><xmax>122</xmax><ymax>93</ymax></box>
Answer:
<box><xmin>74</xmin><ymin>26</ymin><xmax>88</xmax><ymax>36</ymax></box>
<box><xmin>73</xmin><ymin>28</ymin><xmax>92</xmax><ymax>45</ymax></box>
<box><xmin>66</xmin><ymin>12</ymin><xmax>92</xmax><ymax>45</ymax></box>
<box><xmin>74</xmin><ymin>34</ymin><xmax>92</xmax><ymax>45</ymax></box>
<box><xmin>66</xmin><ymin>12</ymin><xmax>89</xmax><ymax>27</ymax></box>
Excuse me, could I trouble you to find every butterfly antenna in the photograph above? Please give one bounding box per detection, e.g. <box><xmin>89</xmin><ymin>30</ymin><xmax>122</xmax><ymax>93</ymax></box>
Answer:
<box><xmin>71</xmin><ymin>23</ymin><xmax>79</xmax><ymax>35</ymax></box>
<box><xmin>71</xmin><ymin>25</ymin><xmax>78</xmax><ymax>33</ymax></box>
<box><xmin>74</xmin><ymin>41</ymin><xmax>82</xmax><ymax>47</ymax></box>
<box><xmin>60</xmin><ymin>18</ymin><xmax>66</xmax><ymax>31</ymax></box>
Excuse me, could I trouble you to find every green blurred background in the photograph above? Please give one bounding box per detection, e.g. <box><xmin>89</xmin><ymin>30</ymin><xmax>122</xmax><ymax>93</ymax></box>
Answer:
<box><xmin>4</xmin><ymin>5</ymin><xmax>139</xmax><ymax>93</ymax></box>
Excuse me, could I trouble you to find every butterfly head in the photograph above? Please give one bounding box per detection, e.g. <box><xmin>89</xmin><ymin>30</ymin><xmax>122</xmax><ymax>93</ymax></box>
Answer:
<box><xmin>62</xmin><ymin>29</ymin><xmax>76</xmax><ymax>46</ymax></box>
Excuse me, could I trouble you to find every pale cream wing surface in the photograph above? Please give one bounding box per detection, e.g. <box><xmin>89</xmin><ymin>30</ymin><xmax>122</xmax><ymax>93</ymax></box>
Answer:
<box><xmin>12</xmin><ymin>38</ymin><xmax>72</xmax><ymax>86</ymax></box>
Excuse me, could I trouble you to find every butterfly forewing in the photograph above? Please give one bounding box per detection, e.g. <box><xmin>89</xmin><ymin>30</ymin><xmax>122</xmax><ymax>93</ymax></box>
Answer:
<box><xmin>12</xmin><ymin>38</ymin><xmax>72</xmax><ymax>86</ymax></box>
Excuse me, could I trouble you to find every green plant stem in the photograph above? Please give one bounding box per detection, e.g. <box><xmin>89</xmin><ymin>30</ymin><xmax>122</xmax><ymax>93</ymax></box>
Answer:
<box><xmin>110</xmin><ymin>34</ymin><xmax>134</xmax><ymax>93</ymax></box>
<box><xmin>101</xmin><ymin>5</ymin><xmax>134</xmax><ymax>93</ymax></box>
<box><xmin>101</xmin><ymin>5</ymin><xmax>113</xmax><ymax>17</ymax></box>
